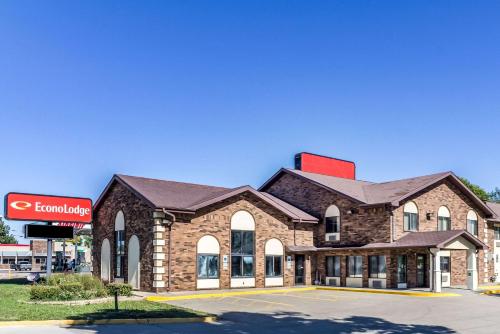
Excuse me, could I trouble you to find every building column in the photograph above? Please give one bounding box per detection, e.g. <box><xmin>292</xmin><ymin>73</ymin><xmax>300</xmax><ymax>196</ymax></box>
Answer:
<box><xmin>428</xmin><ymin>253</ymin><xmax>433</xmax><ymax>291</ymax></box>
<box><xmin>430</xmin><ymin>248</ymin><xmax>442</xmax><ymax>293</ymax></box>
<box><xmin>152</xmin><ymin>212</ymin><xmax>166</xmax><ymax>290</ymax></box>
<box><xmin>467</xmin><ymin>249</ymin><xmax>478</xmax><ymax>291</ymax></box>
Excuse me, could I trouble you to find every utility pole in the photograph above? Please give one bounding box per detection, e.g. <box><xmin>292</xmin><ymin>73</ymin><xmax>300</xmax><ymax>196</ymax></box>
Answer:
<box><xmin>46</xmin><ymin>222</ymin><xmax>53</xmax><ymax>276</ymax></box>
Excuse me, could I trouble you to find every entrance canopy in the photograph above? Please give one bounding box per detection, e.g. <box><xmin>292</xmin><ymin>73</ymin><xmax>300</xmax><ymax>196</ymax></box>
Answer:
<box><xmin>364</xmin><ymin>230</ymin><xmax>488</xmax><ymax>250</ymax></box>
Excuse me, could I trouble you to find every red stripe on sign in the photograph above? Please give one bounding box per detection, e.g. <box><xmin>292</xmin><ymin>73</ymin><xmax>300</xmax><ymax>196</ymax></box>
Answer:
<box><xmin>5</xmin><ymin>193</ymin><xmax>92</xmax><ymax>223</ymax></box>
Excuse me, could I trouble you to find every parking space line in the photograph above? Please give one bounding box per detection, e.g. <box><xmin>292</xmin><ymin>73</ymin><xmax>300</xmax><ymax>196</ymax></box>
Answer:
<box><xmin>224</xmin><ymin>295</ymin><xmax>293</xmax><ymax>307</ymax></box>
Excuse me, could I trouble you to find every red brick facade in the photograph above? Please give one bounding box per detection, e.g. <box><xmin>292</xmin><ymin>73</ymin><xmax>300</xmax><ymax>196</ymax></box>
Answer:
<box><xmin>92</xmin><ymin>171</ymin><xmax>496</xmax><ymax>291</ymax></box>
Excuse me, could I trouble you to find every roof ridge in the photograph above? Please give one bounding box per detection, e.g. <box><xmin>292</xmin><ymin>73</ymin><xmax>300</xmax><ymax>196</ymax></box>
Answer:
<box><xmin>116</xmin><ymin>174</ymin><xmax>230</xmax><ymax>190</ymax></box>
<box><xmin>365</xmin><ymin>171</ymin><xmax>451</xmax><ymax>186</ymax></box>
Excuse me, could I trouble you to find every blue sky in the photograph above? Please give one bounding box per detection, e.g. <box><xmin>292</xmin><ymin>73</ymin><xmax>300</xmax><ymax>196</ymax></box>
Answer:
<box><xmin>1</xmin><ymin>1</ymin><xmax>499</xmax><ymax>242</ymax></box>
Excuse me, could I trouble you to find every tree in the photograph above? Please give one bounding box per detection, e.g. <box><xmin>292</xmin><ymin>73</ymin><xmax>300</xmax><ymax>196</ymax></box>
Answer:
<box><xmin>0</xmin><ymin>217</ymin><xmax>18</xmax><ymax>244</ymax></box>
<box><xmin>490</xmin><ymin>187</ymin><xmax>500</xmax><ymax>203</ymax></box>
<box><xmin>459</xmin><ymin>177</ymin><xmax>491</xmax><ymax>202</ymax></box>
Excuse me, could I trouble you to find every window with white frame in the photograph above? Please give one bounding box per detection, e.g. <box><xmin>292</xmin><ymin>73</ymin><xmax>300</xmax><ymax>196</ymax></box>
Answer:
<box><xmin>265</xmin><ymin>238</ymin><xmax>283</xmax><ymax>278</ymax></box>
<box><xmin>231</xmin><ymin>211</ymin><xmax>255</xmax><ymax>278</ymax></box>
<box><xmin>369</xmin><ymin>255</ymin><xmax>386</xmax><ymax>278</ymax></box>
<box><xmin>437</xmin><ymin>206</ymin><xmax>451</xmax><ymax>231</ymax></box>
<box><xmin>197</xmin><ymin>235</ymin><xmax>220</xmax><ymax>279</ymax></box>
<box><xmin>326</xmin><ymin>256</ymin><xmax>340</xmax><ymax>277</ymax></box>
<box><xmin>466</xmin><ymin>210</ymin><xmax>478</xmax><ymax>236</ymax></box>
<box><xmin>347</xmin><ymin>256</ymin><xmax>363</xmax><ymax>278</ymax></box>
<box><xmin>495</xmin><ymin>226</ymin><xmax>500</xmax><ymax>240</ymax></box>
<box><xmin>325</xmin><ymin>205</ymin><xmax>340</xmax><ymax>235</ymax></box>
<box><xmin>403</xmin><ymin>202</ymin><xmax>419</xmax><ymax>231</ymax></box>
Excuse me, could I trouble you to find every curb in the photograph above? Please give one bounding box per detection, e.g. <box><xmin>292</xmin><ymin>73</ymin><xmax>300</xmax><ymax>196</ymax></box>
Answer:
<box><xmin>0</xmin><ymin>316</ymin><xmax>217</xmax><ymax>327</ymax></box>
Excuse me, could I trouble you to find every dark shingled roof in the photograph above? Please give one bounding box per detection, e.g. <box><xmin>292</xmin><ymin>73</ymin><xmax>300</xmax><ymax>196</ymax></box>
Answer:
<box><xmin>363</xmin><ymin>230</ymin><xmax>488</xmax><ymax>249</ymax></box>
<box><xmin>486</xmin><ymin>202</ymin><xmax>500</xmax><ymax>222</ymax></box>
<box><xmin>95</xmin><ymin>174</ymin><xmax>318</xmax><ymax>223</ymax></box>
<box><xmin>260</xmin><ymin>169</ymin><xmax>495</xmax><ymax>216</ymax></box>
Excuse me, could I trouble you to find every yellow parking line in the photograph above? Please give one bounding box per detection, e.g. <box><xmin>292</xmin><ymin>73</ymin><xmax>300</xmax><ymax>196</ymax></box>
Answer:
<box><xmin>146</xmin><ymin>287</ymin><xmax>315</xmax><ymax>302</ymax></box>
<box><xmin>315</xmin><ymin>286</ymin><xmax>460</xmax><ymax>297</ymax></box>
<box><xmin>225</xmin><ymin>295</ymin><xmax>292</xmax><ymax>307</ymax></box>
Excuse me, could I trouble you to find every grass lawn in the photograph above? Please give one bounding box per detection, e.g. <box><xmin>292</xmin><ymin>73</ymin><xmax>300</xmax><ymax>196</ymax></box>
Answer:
<box><xmin>0</xmin><ymin>279</ymin><xmax>207</xmax><ymax>321</ymax></box>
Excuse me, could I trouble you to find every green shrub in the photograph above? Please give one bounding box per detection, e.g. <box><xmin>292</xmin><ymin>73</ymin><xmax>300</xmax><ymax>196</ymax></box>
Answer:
<box><xmin>106</xmin><ymin>283</ymin><xmax>133</xmax><ymax>297</ymax></box>
<box><xmin>30</xmin><ymin>285</ymin><xmax>61</xmax><ymax>300</ymax></box>
<box><xmin>59</xmin><ymin>282</ymin><xmax>83</xmax><ymax>294</ymax></box>
<box><xmin>30</xmin><ymin>274</ymin><xmax>109</xmax><ymax>301</ymax></box>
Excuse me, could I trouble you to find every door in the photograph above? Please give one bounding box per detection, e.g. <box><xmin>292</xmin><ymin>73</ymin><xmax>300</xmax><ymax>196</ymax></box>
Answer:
<box><xmin>440</xmin><ymin>256</ymin><xmax>451</xmax><ymax>287</ymax></box>
<box><xmin>295</xmin><ymin>255</ymin><xmax>305</xmax><ymax>285</ymax></box>
<box><xmin>416</xmin><ymin>254</ymin><xmax>426</xmax><ymax>288</ymax></box>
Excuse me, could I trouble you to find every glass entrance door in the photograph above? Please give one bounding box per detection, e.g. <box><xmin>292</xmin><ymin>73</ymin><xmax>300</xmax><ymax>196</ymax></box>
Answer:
<box><xmin>295</xmin><ymin>255</ymin><xmax>305</xmax><ymax>285</ymax></box>
<box><xmin>416</xmin><ymin>254</ymin><xmax>426</xmax><ymax>288</ymax></box>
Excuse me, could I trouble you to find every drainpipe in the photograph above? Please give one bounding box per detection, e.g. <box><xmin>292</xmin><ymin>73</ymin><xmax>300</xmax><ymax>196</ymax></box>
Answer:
<box><xmin>162</xmin><ymin>209</ymin><xmax>176</xmax><ymax>292</ymax></box>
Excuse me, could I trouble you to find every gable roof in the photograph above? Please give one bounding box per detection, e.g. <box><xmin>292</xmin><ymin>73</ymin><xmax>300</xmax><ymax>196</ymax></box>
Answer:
<box><xmin>364</xmin><ymin>230</ymin><xmax>488</xmax><ymax>249</ymax></box>
<box><xmin>260</xmin><ymin>168</ymin><xmax>495</xmax><ymax>216</ymax></box>
<box><xmin>94</xmin><ymin>174</ymin><xmax>317</xmax><ymax>223</ymax></box>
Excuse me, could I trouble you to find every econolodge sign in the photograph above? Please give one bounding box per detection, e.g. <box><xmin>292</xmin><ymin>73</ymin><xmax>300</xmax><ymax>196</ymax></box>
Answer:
<box><xmin>4</xmin><ymin>193</ymin><xmax>92</xmax><ymax>223</ymax></box>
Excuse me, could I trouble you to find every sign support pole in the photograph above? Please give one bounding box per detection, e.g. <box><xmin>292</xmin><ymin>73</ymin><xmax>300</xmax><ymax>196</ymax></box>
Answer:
<box><xmin>46</xmin><ymin>222</ymin><xmax>53</xmax><ymax>277</ymax></box>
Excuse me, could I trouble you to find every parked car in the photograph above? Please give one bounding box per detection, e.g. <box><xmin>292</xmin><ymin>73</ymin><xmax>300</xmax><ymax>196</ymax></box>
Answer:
<box><xmin>15</xmin><ymin>261</ymin><xmax>32</xmax><ymax>271</ymax></box>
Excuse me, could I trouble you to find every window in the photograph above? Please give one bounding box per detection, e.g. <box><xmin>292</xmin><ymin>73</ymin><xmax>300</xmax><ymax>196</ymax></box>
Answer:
<box><xmin>403</xmin><ymin>202</ymin><xmax>419</xmax><ymax>231</ymax></box>
<box><xmin>231</xmin><ymin>230</ymin><xmax>255</xmax><ymax>277</ymax></box>
<box><xmin>347</xmin><ymin>256</ymin><xmax>363</xmax><ymax>278</ymax></box>
<box><xmin>467</xmin><ymin>210</ymin><xmax>478</xmax><ymax>236</ymax></box>
<box><xmin>114</xmin><ymin>210</ymin><xmax>125</xmax><ymax>278</ymax></box>
<box><xmin>369</xmin><ymin>255</ymin><xmax>387</xmax><ymax>278</ymax></box>
<box><xmin>325</xmin><ymin>205</ymin><xmax>340</xmax><ymax>234</ymax></box>
<box><xmin>115</xmin><ymin>230</ymin><xmax>125</xmax><ymax>278</ymax></box>
<box><xmin>397</xmin><ymin>255</ymin><xmax>407</xmax><ymax>284</ymax></box>
<box><xmin>197</xmin><ymin>255</ymin><xmax>219</xmax><ymax>279</ymax></box>
<box><xmin>437</xmin><ymin>206</ymin><xmax>451</xmax><ymax>231</ymax></box>
<box><xmin>265</xmin><ymin>255</ymin><xmax>282</xmax><ymax>277</ymax></box>
<box><xmin>440</xmin><ymin>256</ymin><xmax>450</xmax><ymax>273</ymax></box>
<box><xmin>495</xmin><ymin>226</ymin><xmax>500</xmax><ymax>240</ymax></box>
<box><xmin>326</xmin><ymin>256</ymin><xmax>340</xmax><ymax>277</ymax></box>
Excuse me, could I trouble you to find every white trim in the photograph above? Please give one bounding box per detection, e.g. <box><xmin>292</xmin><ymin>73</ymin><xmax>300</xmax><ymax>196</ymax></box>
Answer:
<box><xmin>438</xmin><ymin>206</ymin><xmax>450</xmax><ymax>218</ymax></box>
<box><xmin>403</xmin><ymin>201</ymin><xmax>418</xmax><ymax>214</ymax></box>
<box><xmin>115</xmin><ymin>211</ymin><xmax>125</xmax><ymax>231</ymax></box>
<box><xmin>231</xmin><ymin>277</ymin><xmax>255</xmax><ymax>288</ymax></box>
<box><xmin>230</xmin><ymin>211</ymin><xmax>255</xmax><ymax>231</ymax></box>
<box><xmin>265</xmin><ymin>238</ymin><xmax>284</xmax><ymax>256</ymax></box>
<box><xmin>265</xmin><ymin>277</ymin><xmax>283</xmax><ymax>287</ymax></box>
<box><xmin>197</xmin><ymin>235</ymin><xmax>220</xmax><ymax>254</ymax></box>
<box><xmin>197</xmin><ymin>279</ymin><xmax>220</xmax><ymax>289</ymax></box>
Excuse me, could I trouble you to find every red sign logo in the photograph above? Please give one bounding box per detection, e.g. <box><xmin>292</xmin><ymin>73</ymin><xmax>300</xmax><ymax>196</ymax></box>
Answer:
<box><xmin>5</xmin><ymin>193</ymin><xmax>92</xmax><ymax>223</ymax></box>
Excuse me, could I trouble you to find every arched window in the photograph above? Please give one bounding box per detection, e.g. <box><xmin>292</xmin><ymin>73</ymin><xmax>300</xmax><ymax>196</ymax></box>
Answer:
<box><xmin>231</xmin><ymin>211</ymin><xmax>255</xmax><ymax>279</ymax></box>
<box><xmin>265</xmin><ymin>238</ymin><xmax>283</xmax><ymax>278</ymax></box>
<box><xmin>114</xmin><ymin>211</ymin><xmax>125</xmax><ymax>278</ymax></box>
<box><xmin>467</xmin><ymin>210</ymin><xmax>478</xmax><ymax>236</ymax></box>
<box><xmin>325</xmin><ymin>205</ymin><xmax>340</xmax><ymax>240</ymax></box>
<box><xmin>403</xmin><ymin>202</ymin><xmax>419</xmax><ymax>231</ymax></box>
<box><xmin>437</xmin><ymin>206</ymin><xmax>451</xmax><ymax>231</ymax></box>
<box><xmin>197</xmin><ymin>235</ymin><xmax>220</xmax><ymax>279</ymax></box>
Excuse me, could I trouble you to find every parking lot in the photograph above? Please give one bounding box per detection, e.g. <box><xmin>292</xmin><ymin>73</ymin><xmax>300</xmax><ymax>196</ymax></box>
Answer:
<box><xmin>3</xmin><ymin>287</ymin><xmax>500</xmax><ymax>334</ymax></box>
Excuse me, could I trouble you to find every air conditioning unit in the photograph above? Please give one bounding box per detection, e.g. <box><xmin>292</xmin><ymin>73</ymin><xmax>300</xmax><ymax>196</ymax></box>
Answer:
<box><xmin>372</xmin><ymin>280</ymin><xmax>383</xmax><ymax>289</ymax></box>
<box><xmin>325</xmin><ymin>277</ymin><xmax>339</xmax><ymax>286</ymax></box>
<box><xmin>495</xmin><ymin>241</ymin><xmax>500</xmax><ymax>248</ymax></box>
<box><xmin>442</xmin><ymin>275</ymin><xmax>449</xmax><ymax>283</ymax></box>
<box><xmin>326</xmin><ymin>233</ymin><xmax>340</xmax><ymax>242</ymax></box>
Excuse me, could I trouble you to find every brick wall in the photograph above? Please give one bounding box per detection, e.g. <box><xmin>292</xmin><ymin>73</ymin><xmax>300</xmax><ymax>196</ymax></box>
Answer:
<box><xmin>392</xmin><ymin>179</ymin><xmax>493</xmax><ymax>283</ymax></box>
<box><xmin>264</xmin><ymin>173</ymin><xmax>392</xmax><ymax>247</ymax></box>
<box><xmin>92</xmin><ymin>181</ymin><xmax>155</xmax><ymax>290</ymax></box>
<box><xmin>159</xmin><ymin>192</ymin><xmax>315</xmax><ymax>291</ymax></box>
